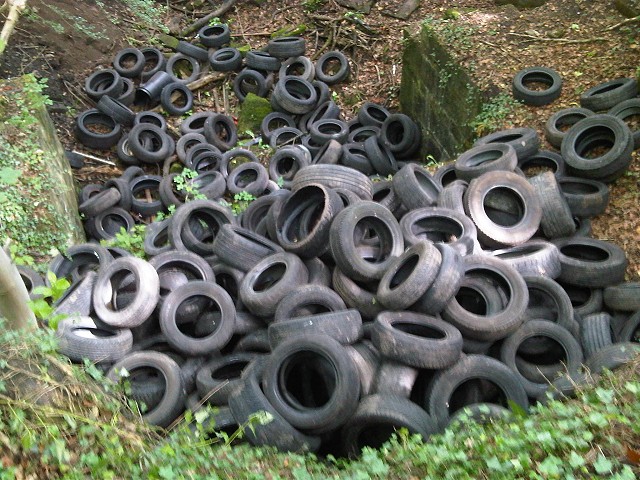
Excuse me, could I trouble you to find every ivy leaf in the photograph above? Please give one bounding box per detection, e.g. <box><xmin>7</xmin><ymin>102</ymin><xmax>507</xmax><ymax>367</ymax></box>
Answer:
<box><xmin>568</xmin><ymin>451</ymin><xmax>585</xmax><ymax>469</ymax></box>
<box><xmin>593</xmin><ymin>455</ymin><xmax>612</xmax><ymax>475</ymax></box>
<box><xmin>0</xmin><ymin>167</ymin><xmax>21</xmax><ymax>185</ymax></box>
<box><xmin>194</xmin><ymin>409</ymin><xmax>209</xmax><ymax>424</ymax></box>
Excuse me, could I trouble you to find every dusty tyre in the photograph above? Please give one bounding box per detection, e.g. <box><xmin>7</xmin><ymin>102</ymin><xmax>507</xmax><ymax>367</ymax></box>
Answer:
<box><xmin>262</xmin><ymin>334</ymin><xmax>361</xmax><ymax>434</ymax></box>
<box><xmin>512</xmin><ymin>66</ymin><xmax>562</xmax><ymax>106</ymax></box>
<box><xmin>372</xmin><ymin>311</ymin><xmax>462</xmax><ymax>369</ymax></box>
<box><xmin>553</xmin><ymin>237</ymin><xmax>627</xmax><ymax>288</ymax></box>
<box><xmin>56</xmin><ymin>315</ymin><xmax>133</xmax><ymax>364</ymax></box>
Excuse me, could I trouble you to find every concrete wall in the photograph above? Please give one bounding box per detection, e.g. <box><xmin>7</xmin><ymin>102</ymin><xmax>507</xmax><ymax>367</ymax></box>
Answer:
<box><xmin>399</xmin><ymin>26</ymin><xmax>484</xmax><ymax>162</ymax></box>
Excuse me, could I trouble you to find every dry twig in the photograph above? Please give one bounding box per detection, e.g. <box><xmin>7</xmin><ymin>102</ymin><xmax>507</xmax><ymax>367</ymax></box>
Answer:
<box><xmin>176</xmin><ymin>0</ymin><xmax>237</xmax><ymax>37</ymax></box>
<box><xmin>602</xmin><ymin>15</ymin><xmax>640</xmax><ymax>32</ymax></box>
<box><xmin>507</xmin><ymin>32</ymin><xmax>608</xmax><ymax>44</ymax></box>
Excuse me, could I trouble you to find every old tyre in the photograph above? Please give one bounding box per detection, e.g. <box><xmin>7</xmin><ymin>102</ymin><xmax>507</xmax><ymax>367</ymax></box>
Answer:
<box><xmin>544</xmin><ymin>107</ymin><xmax>595</xmax><ymax>149</ymax></box>
<box><xmin>93</xmin><ymin>257</ymin><xmax>160</xmax><ymax>328</ymax></box>
<box><xmin>196</xmin><ymin>353</ymin><xmax>258</xmax><ymax>405</ymax></box>
<box><xmin>454</xmin><ymin>143</ymin><xmax>518</xmax><ymax>182</ymax></box>
<box><xmin>56</xmin><ymin>315</ymin><xmax>132</xmax><ymax>364</ymax></box>
<box><xmin>268</xmin><ymin>309</ymin><xmax>362</xmax><ymax>348</ymax></box>
<box><xmin>580</xmin><ymin>77</ymin><xmax>638</xmax><ymax>112</ymax></box>
<box><xmin>425</xmin><ymin>354</ymin><xmax>529</xmax><ymax>430</ymax></box>
<box><xmin>553</xmin><ymin>236</ymin><xmax>627</xmax><ymax>288</ymax></box>
<box><xmin>512</xmin><ymin>66</ymin><xmax>562</xmax><ymax>106</ymax></box>
<box><xmin>107</xmin><ymin>351</ymin><xmax>185</xmax><ymax>428</ymax></box>
<box><xmin>262</xmin><ymin>334</ymin><xmax>361</xmax><ymax>433</ymax></box>
<box><xmin>557</xmin><ymin>176</ymin><xmax>609</xmax><ymax>218</ymax></box>
<box><xmin>528</xmin><ymin>171</ymin><xmax>575</xmax><ymax>238</ymax></box>
<box><xmin>372</xmin><ymin>311</ymin><xmax>463</xmax><ymax>369</ymax></box>
<box><xmin>473</xmin><ymin>127</ymin><xmax>540</xmax><ymax>161</ymax></box>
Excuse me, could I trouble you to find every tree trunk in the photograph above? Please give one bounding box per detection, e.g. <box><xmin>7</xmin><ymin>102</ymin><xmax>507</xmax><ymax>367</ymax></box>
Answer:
<box><xmin>0</xmin><ymin>246</ymin><xmax>37</xmax><ymax>330</ymax></box>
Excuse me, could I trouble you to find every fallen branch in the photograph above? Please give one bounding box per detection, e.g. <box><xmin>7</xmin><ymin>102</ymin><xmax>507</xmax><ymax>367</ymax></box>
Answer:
<box><xmin>71</xmin><ymin>150</ymin><xmax>116</xmax><ymax>166</ymax></box>
<box><xmin>175</xmin><ymin>0</ymin><xmax>237</xmax><ymax>37</ymax></box>
<box><xmin>602</xmin><ymin>14</ymin><xmax>640</xmax><ymax>32</ymax></box>
<box><xmin>507</xmin><ymin>32</ymin><xmax>608</xmax><ymax>44</ymax></box>
<box><xmin>0</xmin><ymin>0</ymin><xmax>27</xmax><ymax>57</ymax></box>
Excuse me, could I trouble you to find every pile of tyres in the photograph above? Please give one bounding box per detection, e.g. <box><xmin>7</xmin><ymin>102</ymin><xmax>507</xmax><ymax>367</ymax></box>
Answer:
<box><xmin>16</xmin><ymin>21</ymin><xmax>640</xmax><ymax>456</ymax></box>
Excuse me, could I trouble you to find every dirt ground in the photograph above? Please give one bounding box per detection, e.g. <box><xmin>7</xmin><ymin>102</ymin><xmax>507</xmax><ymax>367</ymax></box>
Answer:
<box><xmin>0</xmin><ymin>0</ymin><xmax>639</xmax><ymax>277</ymax></box>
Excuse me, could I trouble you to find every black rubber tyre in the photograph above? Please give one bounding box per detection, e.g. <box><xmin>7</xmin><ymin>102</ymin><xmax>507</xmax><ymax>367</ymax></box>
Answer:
<box><xmin>341</xmin><ymin>393</ymin><xmax>437</xmax><ymax>457</ymax></box>
<box><xmin>128</xmin><ymin>124</ymin><xmax>173</xmax><ymax>164</ymax></box>
<box><xmin>93</xmin><ymin>257</ymin><xmax>160</xmax><ymax>328</ymax></box>
<box><xmin>275</xmin><ymin>183</ymin><xmax>343</xmax><ymax>259</ymax></box>
<box><xmin>518</xmin><ymin>150</ymin><xmax>566</xmax><ymax>178</ymax></box>
<box><xmin>85</xmin><ymin>68</ymin><xmax>124</xmax><ymax>101</ymax></box>
<box><xmin>74</xmin><ymin>109</ymin><xmax>122</xmax><ymax>150</ymax></box>
<box><xmin>267</xmin><ymin>36</ymin><xmax>306</xmax><ymax>58</ymax></box>
<box><xmin>413</xmin><ymin>243</ymin><xmax>465</xmax><ymax>315</ymax></box>
<box><xmin>272</xmin><ymin>284</ymin><xmax>347</xmax><ymax>322</ymax></box>
<box><xmin>198</xmin><ymin>23</ymin><xmax>230</xmax><ymax>48</ymax></box>
<box><xmin>262</xmin><ymin>334</ymin><xmax>361</xmax><ymax>433</ymax></box>
<box><xmin>56</xmin><ymin>315</ymin><xmax>132</xmax><ymax>364</ymax></box>
<box><xmin>159</xmin><ymin>281</ymin><xmax>235</xmax><ymax>355</ymax></box>
<box><xmin>160</xmin><ymin>82</ymin><xmax>193</xmax><ymax>116</ymax></box>
<box><xmin>90</xmin><ymin>207</ymin><xmax>136</xmax><ymax>241</ymax></box>
<box><xmin>544</xmin><ymin>107</ymin><xmax>595</xmax><ymax>149</ymax></box>
<box><xmin>357</xmin><ymin>102</ymin><xmax>390</xmax><ymax>127</ymax></box>
<box><xmin>129</xmin><ymin>174</ymin><xmax>165</xmax><ymax>217</ymax></box>
<box><xmin>363</xmin><ymin>136</ymin><xmax>398</xmax><ymax>176</ymax></box>
<box><xmin>196</xmin><ymin>353</ymin><xmax>258</xmax><ymax>405</ymax></box>
<box><xmin>107</xmin><ymin>351</ymin><xmax>186</xmax><ymax>428</ymax></box>
<box><xmin>528</xmin><ymin>171</ymin><xmax>575</xmax><ymax>239</ymax></box>
<box><xmin>165</xmin><ymin>53</ymin><xmax>201</xmax><ymax>84</ymax></box>
<box><xmin>213</xmin><ymin>224</ymin><xmax>283</xmax><ymax>272</ymax></box>
<box><xmin>608</xmin><ymin>98</ymin><xmax>640</xmax><ymax>150</ymax></box>
<box><xmin>400</xmin><ymin>206</ymin><xmax>477</xmax><ymax>256</ymax></box>
<box><xmin>376</xmin><ymin>241</ymin><xmax>441</xmax><ymax>310</ymax></box>
<box><xmin>425</xmin><ymin>354</ymin><xmax>529</xmax><ymax>431</ymax></box>
<box><xmin>239</xmin><ymin>252</ymin><xmax>309</xmax><ymax>318</ymax></box>
<box><xmin>473</xmin><ymin>127</ymin><xmax>540</xmax><ymax>161</ymax></box>
<box><xmin>293</xmin><ymin>164</ymin><xmax>373</xmax><ymax>200</ymax></box>
<box><xmin>455</xmin><ymin>143</ymin><xmax>518</xmax><ymax>182</ymax></box>
<box><xmin>268</xmin><ymin>309</ymin><xmax>362</xmax><ymax>348</ymax></box>
<box><xmin>392</xmin><ymin>163</ymin><xmax>442</xmax><ymax>210</ymax></box>
<box><xmin>279</xmin><ymin>56</ymin><xmax>315</xmax><ymax>82</ymax></box>
<box><xmin>113</xmin><ymin>47</ymin><xmax>145</xmax><ymax>78</ymax></box>
<box><xmin>464</xmin><ymin>171</ymin><xmax>542</xmax><ymax>248</ymax></box>
<box><xmin>491</xmin><ymin>240</ymin><xmax>561</xmax><ymax>279</ymax></box>
<box><xmin>17</xmin><ymin>266</ymin><xmax>44</xmax><ymax>300</ymax></box>
<box><xmin>96</xmin><ymin>95</ymin><xmax>135</xmax><ymax>127</ymax></box>
<box><xmin>437</xmin><ymin>179</ymin><xmax>468</xmax><ymax>215</ymax></box>
<box><xmin>553</xmin><ymin>237</ymin><xmax>627</xmax><ymax>288</ymax></box>
<box><xmin>233</xmin><ymin>68</ymin><xmax>269</xmax><ymax>102</ymax></box>
<box><xmin>228</xmin><ymin>362</ymin><xmax>320</xmax><ymax>452</ymax></box>
<box><xmin>169</xmin><ymin>199</ymin><xmax>235</xmax><ymax>256</ymax></box>
<box><xmin>78</xmin><ymin>187</ymin><xmax>121</xmax><ymax>217</ymax></box>
<box><xmin>48</xmin><ymin>243</ymin><xmax>113</xmax><ymax>284</ymax></box>
<box><xmin>580</xmin><ymin>77</ymin><xmax>638</xmax><ymax>112</ymax></box>
<box><xmin>246</xmin><ymin>50</ymin><xmax>281</xmax><ymax>71</ymax></box>
<box><xmin>330</xmin><ymin>201</ymin><xmax>404</xmax><ymax>282</ymax></box>
<box><xmin>134</xmin><ymin>110</ymin><xmax>167</xmax><ymax>131</ymax></box>
<box><xmin>180</xmin><ymin>111</ymin><xmax>214</xmax><ymax>135</ymax></box>
<box><xmin>380</xmin><ymin>113</ymin><xmax>420</xmax><ymax>158</ymax></box>
<box><xmin>443</xmin><ymin>255</ymin><xmax>528</xmax><ymax>342</ymax></box>
<box><xmin>140</xmin><ymin>47</ymin><xmax>167</xmax><ymax>82</ymax></box>
<box><xmin>272</xmin><ymin>76</ymin><xmax>317</xmax><ymax>115</ymax></box>
<box><xmin>585</xmin><ymin>342</ymin><xmax>640</xmax><ymax>374</ymax></box>
<box><xmin>260</xmin><ymin>112</ymin><xmax>297</xmax><ymax>142</ymax></box>
<box><xmin>512</xmin><ymin>66</ymin><xmax>562</xmax><ymax>106</ymax></box>
<box><xmin>580</xmin><ymin>312</ymin><xmax>613</xmax><ymax>359</ymax></box>
<box><xmin>561</xmin><ymin>114</ymin><xmax>633</xmax><ymax>182</ymax></box>
<box><xmin>209</xmin><ymin>47</ymin><xmax>242</xmax><ymax>72</ymax></box>
<box><xmin>309</xmin><ymin>118</ymin><xmax>349</xmax><ymax>145</ymax></box>
<box><xmin>372</xmin><ymin>311</ymin><xmax>463</xmax><ymax>369</ymax></box>
<box><xmin>557</xmin><ymin>177</ymin><xmax>609</xmax><ymax>218</ymax></box>
<box><xmin>604</xmin><ymin>282</ymin><xmax>640</xmax><ymax>312</ymax></box>
<box><xmin>332</xmin><ymin>268</ymin><xmax>384</xmax><ymax>321</ymax></box>
<box><xmin>175</xmin><ymin>40</ymin><xmax>209</xmax><ymax>62</ymax></box>
<box><xmin>500</xmin><ymin>320</ymin><xmax>583</xmax><ymax>397</ymax></box>
<box><xmin>203</xmin><ymin>114</ymin><xmax>238</xmax><ymax>152</ymax></box>
<box><xmin>225</xmin><ymin>161</ymin><xmax>269</xmax><ymax>196</ymax></box>
<box><xmin>314</xmin><ymin>50</ymin><xmax>350</xmax><ymax>85</ymax></box>
<box><xmin>143</xmin><ymin>219</ymin><xmax>173</xmax><ymax>257</ymax></box>
<box><xmin>268</xmin><ymin>146</ymin><xmax>310</xmax><ymax>187</ymax></box>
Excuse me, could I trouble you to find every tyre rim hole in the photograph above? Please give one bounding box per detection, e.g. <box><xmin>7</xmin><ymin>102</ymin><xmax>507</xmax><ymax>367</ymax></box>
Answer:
<box><xmin>494</xmin><ymin>243</ymin><xmax>544</xmax><ymax>259</ymax></box>
<box><xmin>517</xmin><ymin>337</ymin><xmax>567</xmax><ymax>365</ymax></box>
<box><xmin>559</xmin><ymin>244</ymin><xmax>609</xmax><ymax>262</ymax></box>
<box><xmin>411</xmin><ymin>217</ymin><xmax>462</xmax><ymax>244</ymax></box>
<box><xmin>101</xmin><ymin>213</ymin><xmax>129</xmax><ymax>235</ymax></box>
<box><xmin>521</xmin><ymin>78</ymin><xmax>552</xmax><ymax>92</ymax></box>
<box><xmin>253</xmin><ymin>262</ymin><xmax>287</xmax><ymax>292</ymax></box>
<box><xmin>355</xmin><ymin>424</ymin><xmax>399</xmax><ymax>451</ymax></box>
<box><xmin>488</xmin><ymin>133</ymin><xmax>521</xmax><ymax>143</ymax></box>
<box><xmin>353</xmin><ymin>218</ymin><xmax>393</xmax><ymax>264</ymax></box>
<box><xmin>322</xmin><ymin>58</ymin><xmax>342</xmax><ymax>76</ymax></box>
<box><xmin>73</xmin><ymin>327</ymin><xmax>116</xmax><ymax>339</ymax></box>
<box><xmin>589</xmin><ymin>82</ymin><xmax>624</xmax><ymax>96</ymax></box>
<box><xmin>392</xmin><ymin>321</ymin><xmax>446</xmax><ymax>340</ymax></box>
<box><xmin>386</xmin><ymin>121</ymin><xmax>406</xmax><ymax>145</ymax></box>
<box><xmin>171</xmin><ymin>59</ymin><xmax>194</xmax><ymax>80</ymax></box>
<box><xmin>119</xmin><ymin>53</ymin><xmax>139</xmax><ymax>69</ymax></box>
<box><xmin>389</xmin><ymin>254</ymin><xmax>419</xmax><ymax>289</ymax></box>
<box><xmin>176</xmin><ymin>296</ymin><xmax>221</xmax><ymax>338</ymax></box>
<box><xmin>467</xmin><ymin>149</ymin><xmax>503</xmax><ymax>167</ymax></box>
<box><xmin>483</xmin><ymin>187</ymin><xmax>526</xmax><ymax>227</ymax></box>
<box><xmin>455</xmin><ymin>286</ymin><xmax>489</xmax><ymax>315</ymax></box>
<box><xmin>278</xmin><ymin>352</ymin><xmax>336</xmax><ymax>409</ymax></box>
<box><xmin>555</xmin><ymin>114</ymin><xmax>586</xmax><ymax>132</ymax></box>
<box><xmin>211</xmin><ymin>359</ymin><xmax>250</xmax><ymax>380</ymax></box>
<box><xmin>448</xmin><ymin>378</ymin><xmax>508</xmax><ymax>416</ymax></box>
<box><xmin>575</xmin><ymin>127</ymin><xmax>615</xmax><ymax>159</ymax></box>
